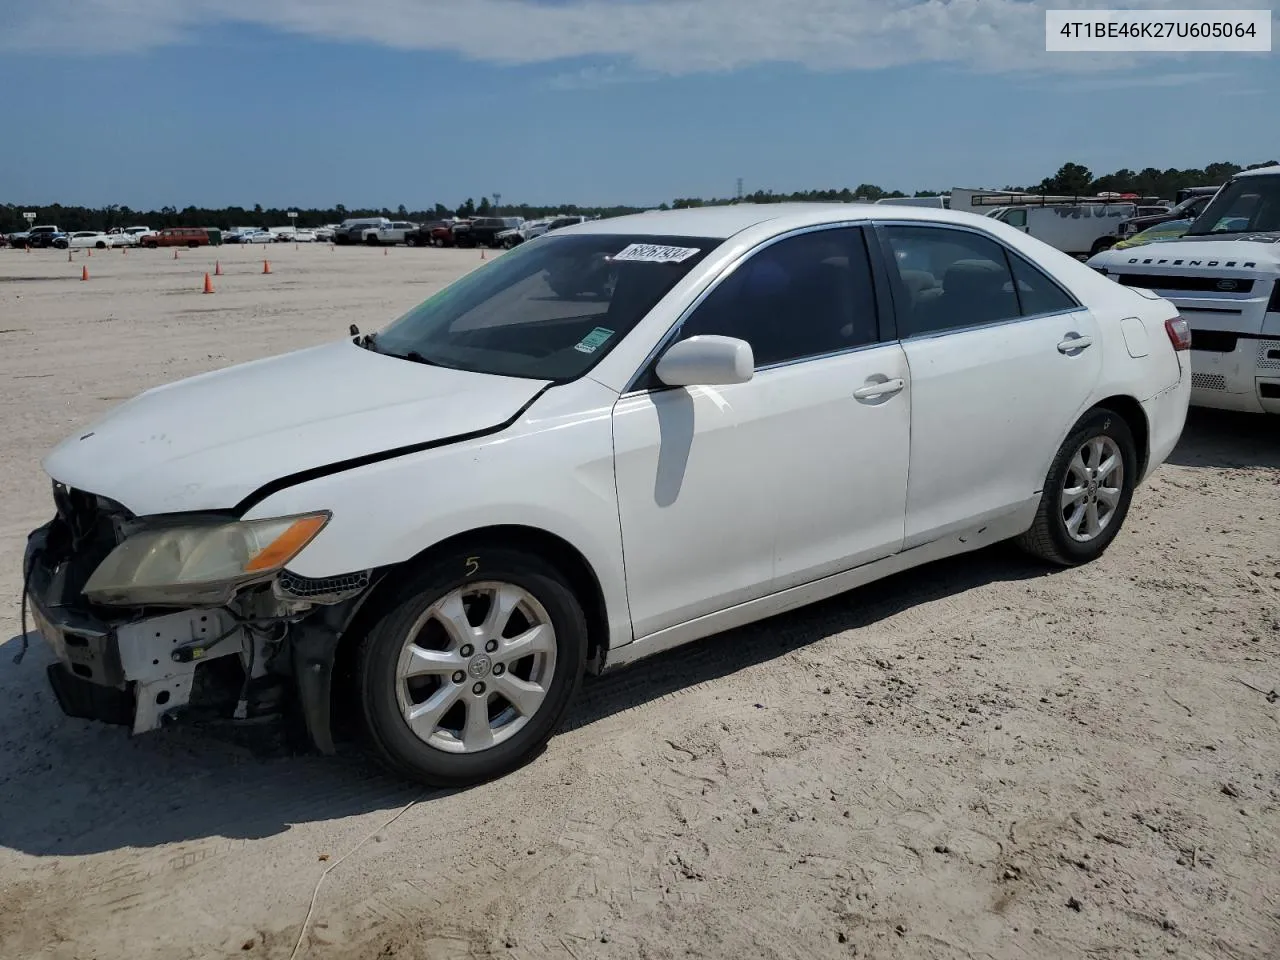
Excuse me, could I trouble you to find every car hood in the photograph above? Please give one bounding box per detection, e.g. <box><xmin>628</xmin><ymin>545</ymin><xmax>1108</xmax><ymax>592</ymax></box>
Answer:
<box><xmin>43</xmin><ymin>340</ymin><xmax>551</xmax><ymax>517</ymax></box>
<box><xmin>1090</xmin><ymin>235</ymin><xmax>1280</xmax><ymax>275</ymax></box>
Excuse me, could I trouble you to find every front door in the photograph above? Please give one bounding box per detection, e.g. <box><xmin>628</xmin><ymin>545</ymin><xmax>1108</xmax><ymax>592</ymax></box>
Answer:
<box><xmin>613</xmin><ymin>225</ymin><xmax>911</xmax><ymax>639</ymax></box>
<box><xmin>877</xmin><ymin>222</ymin><xmax>1104</xmax><ymax>547</ymax></box>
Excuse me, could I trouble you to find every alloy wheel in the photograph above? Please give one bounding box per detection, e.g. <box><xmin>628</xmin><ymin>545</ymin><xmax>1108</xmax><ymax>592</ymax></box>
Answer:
<box><xmin>1060</xmin><ymin>435</ymin><xmax>1124</xmax><ymax>542</ymax></box>
<box><xmin>393</xmin><ymin>581</ymin><xmax>557</xmax><ymax>754</ymax></box>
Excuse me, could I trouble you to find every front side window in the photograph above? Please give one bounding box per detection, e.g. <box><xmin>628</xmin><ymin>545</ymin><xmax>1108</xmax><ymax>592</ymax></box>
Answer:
<box><xmin>677</xmin><ymin>227</ymin><xmax>881</xmax><ymax>366</ymax></box>
<box><xmin>1187</xmin><ymin>176</ymin><xmax>1280</xmax><ymax>235</ymax></box>
<box><xmin>372</xmin><ymin>233</ymin><xmax>720</xmax><ymax>381</ymax></box>
<box><xmin>1002</xmin><ymin>209</ymin><xmax>1028</xmax><ymax>228</ymax></box>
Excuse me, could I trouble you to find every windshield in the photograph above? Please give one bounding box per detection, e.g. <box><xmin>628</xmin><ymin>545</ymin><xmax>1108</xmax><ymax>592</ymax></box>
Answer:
<box><xmin>371</xmin><ymin>233</ymin><xmax>720</xmax><ymax>381</ymax></box>
<box><xmin>1187</xmin><ymin>176</ymin><xmax>1280</xmax><ymax>236</ymax></box>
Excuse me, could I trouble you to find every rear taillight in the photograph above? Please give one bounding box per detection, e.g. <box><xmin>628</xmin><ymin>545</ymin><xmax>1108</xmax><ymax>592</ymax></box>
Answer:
<box><xmin>1164</xmin><ymin>315</ymin><xmax>1192</xmax><ymax>351</ymax></box>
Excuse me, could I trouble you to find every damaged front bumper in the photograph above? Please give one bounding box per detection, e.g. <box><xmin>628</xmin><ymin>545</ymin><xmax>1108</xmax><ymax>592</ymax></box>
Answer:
<box><xmin>25</xmin><ymin>522</ymin><xmax>279</xmax><ymax>734</ymax></box>
<box><xmin>25</xmin><ymin>500</ymin><xmax>375</xmax><ymax>749</ymax></box>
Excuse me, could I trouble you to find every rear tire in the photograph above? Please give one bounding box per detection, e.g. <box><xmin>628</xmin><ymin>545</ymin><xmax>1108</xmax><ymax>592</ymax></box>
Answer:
<box><xmin>1016</xmin><ymin>407</ymin><xmax>1138</xmax><ymax>566</ymax></box>
<box><xmin>356</xmin><ymin>547</ymin><xmax>587</xmax><ymax>787</ymax></box>
<box><xmin>366</xmin><ymin>233</ymin><xmax>380</xmax><ymax>246</ymax></box>
<box><xmin>1090</xmin><ymin>237</ymin><xmax>1116</xmax><ymax>256</ymax></box>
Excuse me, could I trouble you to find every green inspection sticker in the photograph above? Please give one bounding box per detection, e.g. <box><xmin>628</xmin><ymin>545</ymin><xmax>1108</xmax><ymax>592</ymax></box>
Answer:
<box><xmin>574</xmin><ymin>326</ymin><xmax>615</xmax><ymax>354</ymax></box>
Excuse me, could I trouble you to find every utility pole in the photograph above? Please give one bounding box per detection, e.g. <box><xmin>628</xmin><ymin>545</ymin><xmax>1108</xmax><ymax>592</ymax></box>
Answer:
<box><xmin>493</xmin><ymin>192</ymin><xmax>502</xmax><ymax>215</ymax></box>
<box><xmin>736</xmin><ymin>178</ymin><xmax>743</xmax><ymax>201</ymax></box>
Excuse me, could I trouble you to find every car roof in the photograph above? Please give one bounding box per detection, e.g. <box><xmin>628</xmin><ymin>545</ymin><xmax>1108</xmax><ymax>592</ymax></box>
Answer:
<box><xmin>1233</xmin><ymin>164</ymin><xmax>1280</xmax><ymax>180</ymax></box>
<box><xmin>563</xmin><ymin>202</ymin><xmax>1000</xmax><ymax>240</ymax></box>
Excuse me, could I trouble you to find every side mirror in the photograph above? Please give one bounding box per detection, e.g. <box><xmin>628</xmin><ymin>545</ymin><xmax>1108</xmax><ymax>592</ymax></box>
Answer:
<box><xmin>655</xmin><ymin>335</ymin><xmax>754</xmax><ymax>387</ymax></box>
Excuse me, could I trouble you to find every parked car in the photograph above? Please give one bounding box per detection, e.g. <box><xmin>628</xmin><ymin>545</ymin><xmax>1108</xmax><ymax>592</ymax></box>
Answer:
<box><xmin>365</xmin><ymin>221</ymin><xmax>417</xmax><ymax>245</ymax></box>
<box><xmin>496</xmin><ymin>216</ymin><xmax>588</xmax><ymax>249</ymax></box>
<box><xmin>143</xmin><ymin>227</ymin><xmax>219</xmax><ymax>248</ymax></box>
<box><xmin>105</xmin><ymin>226</ymin><xmax>152</xmax><ymax>247</ymax></box>
<box><xmin>314</xmin><ymin>225</ymin><xmax>337</xmax><ymax>242</ymax></box>
<box><xmin>462</xmin><ymin>217</ymin><xmax>526</xmax><ymax>248</ymax></box>
<box><xmin>6</xmin><ymin>231</ymin><xmax>30</xmax><ymax>248</ymax></box>
<box><xmin>1111</xmin><ymin>218</ymin><xmax>1193</xmax><ymax>250</ymax></box>
<box><xmin>26</xmin><ymin>204</ymin><xmax>1191</xmax><ymax>787</ymax></box>
<box><xmin>333</xmin><ymin>217</ymin><xmax>391</xmax><ymax>245</ymax></box>
<box><xmin>1115</xmin><ymin>193</ymin><xmax>1216</xmax><ymax>244</ymax></box>
<box><xmin>57</xmin><ymin>231</ymin><xmax>116</xmax><ymax>250</ymax></box>
<box><xmin>26</xmin><ymin>225</ymin><xmax>67</xmax><ymax>249</ymax></box>
<box><xmin>239</xmin><ymin>230</ymin><xmax>275</xmax><ymax>244</ymax></box>
<box><xmin>409</xmin><ymin>220</ymin><xmax>467</xmax><ymax>247</ymax></box>
<box><xmin>222</xmin><ymin>227</ymin><xmax>261</xmax><ymax>244</ymax></box>
<box><xmin>1089</xmin><ymin>163</ymin><xmax>1280</xmax><ymax>416</ymax></box>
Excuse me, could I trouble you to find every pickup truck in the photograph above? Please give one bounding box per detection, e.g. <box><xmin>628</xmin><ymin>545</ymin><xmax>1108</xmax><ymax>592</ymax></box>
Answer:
<box><xmin>461</xmin><ymin>217</ymin><xmax>525</xmax><ymax>248</ymax></box>
<box><xmin>26</xmin><ymin>225</ymin><xmax>67</xmax><ymax>249</ymax></box>
<box><xmin>105</xmin><ymin>226</ymin><xmax>152</xmax><ymax>247</ymax></box>
<box><xmin>366</xmin><ymin>221</ymin><xmax>417</xmax><ymax>245</ymax></box>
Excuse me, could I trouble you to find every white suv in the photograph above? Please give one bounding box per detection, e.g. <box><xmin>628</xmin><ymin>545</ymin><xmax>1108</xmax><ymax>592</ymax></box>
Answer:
<box><xmin>1089</xmin><ymin>164</ymin><xmax>1280</xmax><ymax>415</ymax></box>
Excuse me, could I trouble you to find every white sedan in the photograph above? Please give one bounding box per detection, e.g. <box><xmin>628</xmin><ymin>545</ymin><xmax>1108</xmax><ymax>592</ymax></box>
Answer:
<box><xmin>25</xmin><ymin>204</ymin><xmax>1191</xmax><ymax>786</ymax></box>
<box><xmin>239</xmin><ymin>230</ymin><xmax>275</xmax><ymax>244</ymax></box>
<box><xmin>63</xmin><ymin>231</ymin><xmax>116</xmax><ymax>250</ymax></box>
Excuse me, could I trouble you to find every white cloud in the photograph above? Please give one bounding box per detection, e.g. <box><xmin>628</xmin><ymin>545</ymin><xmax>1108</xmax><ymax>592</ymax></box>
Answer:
<box><xmin>2</xmin><ymin>0</ymin><xmax>1276</xmax><ymax>76</ymax></box>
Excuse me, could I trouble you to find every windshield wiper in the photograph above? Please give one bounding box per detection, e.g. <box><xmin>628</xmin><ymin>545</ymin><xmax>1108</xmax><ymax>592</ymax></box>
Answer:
<box><xmin>350</xmin><ymin>324</ymin><xmax>379</xmax><ymax>350</ymax></box>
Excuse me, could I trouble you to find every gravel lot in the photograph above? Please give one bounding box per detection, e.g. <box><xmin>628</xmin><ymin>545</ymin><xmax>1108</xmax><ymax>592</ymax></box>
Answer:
<box><xmin>0</xmin><ymin>244</ymin><xmax>1276</xmax><ymax>960</ymax></box>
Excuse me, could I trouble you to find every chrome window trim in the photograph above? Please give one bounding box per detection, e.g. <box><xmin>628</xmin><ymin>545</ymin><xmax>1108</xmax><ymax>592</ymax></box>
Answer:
<box><xmin>620</xmin><ymin>220</ymin><xmax>883</xmax><ymax>395</ymax></box>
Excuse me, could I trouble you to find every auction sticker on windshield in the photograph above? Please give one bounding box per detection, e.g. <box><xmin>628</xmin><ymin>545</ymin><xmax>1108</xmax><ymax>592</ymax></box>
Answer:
<box><xmin>611</xmin><ymin>243</ymin><xmax>701</xmax><ymax>263</ymax></box>
<box><xmin>573</xmin><ymin>327</ymin><xmax>615</xmax><ymax>354</ymax></box>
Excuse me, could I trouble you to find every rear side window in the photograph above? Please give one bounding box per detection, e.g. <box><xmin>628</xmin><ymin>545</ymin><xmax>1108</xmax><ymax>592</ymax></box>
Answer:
<box><xmin>1008</xmin><ymin>253</ymin><xmax>1079</xmax><ymax>316</ymax></box>
<box><xmin>881</xmin><ymin>225</ymin><xmax>1075</xmax><ymax>336</ymax></box>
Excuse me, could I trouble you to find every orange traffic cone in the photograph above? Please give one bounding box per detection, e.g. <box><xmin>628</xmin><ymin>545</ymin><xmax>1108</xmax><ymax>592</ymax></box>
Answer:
<box><xmin>122</xmin><ymin>246</ymin><xmax>127</xmax><ymax>255</ymax></box>
<box><xmin>383</xmin><ymin>247</ymin><xmax>387</xmax><ymax>256</ymax></box>
<box><xmin>202</xmin><ymin>272</ymin><xmax>214</xmax><ymax>294</ymax></box>
<box><xmin>67</xmin><ymin>250</ymin><xmax>73</xmax><ymax>262</ymax></box>
<box><xmin>173</xmin><ymin>249</ymin><xmax>180</xmax><ymax>260</ymax></box>
<box><xmin>214</xmin><ymin>260</ymin><xmax>223</xmax><ymax>276</ymax></box>
<box><xmin>87</xmin><ymin>248</ymin><xmax>92</xmax><ymax>257</ymax></box>
<box><xmin>262</xmin><ymin>259</ymin><xmax>271</xmax><ymax>275</ymax></box>
<box><xmin>81</xmin><ymin>265</ymin><xmax>89</xmax><ymax>281</ymax></box>
<box><xmin>480</xmin><ymin>248</ymin><xmax>486</xmax><ymax>260</ymax></box>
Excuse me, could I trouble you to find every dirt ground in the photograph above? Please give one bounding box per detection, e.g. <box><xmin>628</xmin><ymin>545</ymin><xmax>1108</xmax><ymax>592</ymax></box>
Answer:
<box><xmin>0</xmin><ymin>243</ymin><xmax>1276</xmax><ymax>960</ymax></box>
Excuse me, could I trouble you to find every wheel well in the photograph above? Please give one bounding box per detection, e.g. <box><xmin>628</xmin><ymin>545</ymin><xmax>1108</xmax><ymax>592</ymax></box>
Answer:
<box><xmin>1095</xmin><ymin>395</ymin><xmax>1149</xmax><ymax>479</ymax></box>
<box><xmin>336</xmin><ymin>524</ymin><xmax>611</xmax><ymax>669</ymax></box>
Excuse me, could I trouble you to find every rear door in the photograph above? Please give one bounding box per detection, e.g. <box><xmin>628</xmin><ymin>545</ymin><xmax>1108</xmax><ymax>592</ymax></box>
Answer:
<box><xmin>874</xmin><ymin>221</ymin><xmax>1103</xmax><ymax>547</ymax></box>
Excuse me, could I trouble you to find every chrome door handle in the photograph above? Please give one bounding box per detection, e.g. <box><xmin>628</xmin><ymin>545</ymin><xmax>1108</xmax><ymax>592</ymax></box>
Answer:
<box><xmin>1058</xmin><ymin>334</ymin><xmax>1093</xmax><ymax>353</ymax></box>
<box><xmin>853</xmin><ymin>378</ymin><xmax>905</xmax><ymax>400</ymax></box>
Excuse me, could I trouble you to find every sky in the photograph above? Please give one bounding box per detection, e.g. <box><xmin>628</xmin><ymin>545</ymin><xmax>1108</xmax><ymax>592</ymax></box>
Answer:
<box><xmin>1</xmin><ymin>0</ymin><xmax>1276</xmax><ymax>211</ymax></box>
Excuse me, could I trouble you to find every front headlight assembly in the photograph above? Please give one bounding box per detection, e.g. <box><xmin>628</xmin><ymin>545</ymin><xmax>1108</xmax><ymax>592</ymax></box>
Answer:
<box><xmin>83</xmin><ymin>512</ymin><xmax>330</xmax><ymax>606</ymax></box>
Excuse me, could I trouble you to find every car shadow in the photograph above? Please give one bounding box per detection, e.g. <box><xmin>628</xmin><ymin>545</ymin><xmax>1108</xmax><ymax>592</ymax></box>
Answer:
<box><xmin>1165</xmin><ymin>408</ymin><xmax>1278</xmax><ymax>470</ymax></box>
<box><xmin>0</xmin><ymin>544</ymin><xmax>1042</xmax><ymax>858</ymax></box>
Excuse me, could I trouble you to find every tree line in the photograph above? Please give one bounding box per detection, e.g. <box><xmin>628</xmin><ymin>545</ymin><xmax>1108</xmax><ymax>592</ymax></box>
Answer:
<box><xmin>3</xmin><ymin>159</ymin><xmax>1274</xmax><ymax>235</ymax></box>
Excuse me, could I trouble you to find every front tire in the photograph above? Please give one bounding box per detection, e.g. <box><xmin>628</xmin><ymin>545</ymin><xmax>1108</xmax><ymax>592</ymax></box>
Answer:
<box><xmin>356</xmin><ymin>548</ymin><xmax>587</xmax><ymax>787</ymax></box>
<box><xmin>1016</xmin><ymin>407</ymin><xmax>1138</xmax><ymax>566</ymax></box>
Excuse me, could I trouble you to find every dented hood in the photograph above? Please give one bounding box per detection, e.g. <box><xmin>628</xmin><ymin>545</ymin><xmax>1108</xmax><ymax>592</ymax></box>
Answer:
<box><xmin>43</xmin><ymin>340</ymin><xmax>550</xmax><ymax>516</ymax></box>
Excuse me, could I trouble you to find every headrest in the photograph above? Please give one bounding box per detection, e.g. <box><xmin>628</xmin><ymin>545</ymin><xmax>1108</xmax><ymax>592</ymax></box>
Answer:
<box><xmin>943</xmin><ymin>259</ymin><xmax>1008</xmax><ymax>299</ymax></box>
<box><xmin>898</xmin><ymin>268</ymin><xmax>939</xmax><ymax>298</ymax></box>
